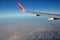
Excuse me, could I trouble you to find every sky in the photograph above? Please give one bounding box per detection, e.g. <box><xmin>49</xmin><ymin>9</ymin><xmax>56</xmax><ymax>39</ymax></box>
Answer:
<box><xmin>0</xmin><ymin>0</ymin><xmax>60</xmax><ymax>22</ymax></box>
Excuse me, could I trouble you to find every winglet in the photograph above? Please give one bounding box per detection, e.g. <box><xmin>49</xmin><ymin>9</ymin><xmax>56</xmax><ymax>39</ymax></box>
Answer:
<box><xmin>18</xmin><ymin>2</ymin><xmax>25</xmax><ymax>12</ymax></box>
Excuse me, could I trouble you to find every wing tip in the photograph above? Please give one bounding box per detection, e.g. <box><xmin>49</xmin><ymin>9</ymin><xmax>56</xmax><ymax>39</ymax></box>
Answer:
<box><xmin>18</xmin><ymin>2</ymin><xmax>25</xmax><ymax>12</ymax></box>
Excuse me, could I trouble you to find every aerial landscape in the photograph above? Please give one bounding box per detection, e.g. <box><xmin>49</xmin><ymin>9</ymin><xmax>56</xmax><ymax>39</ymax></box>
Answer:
<box><xmin>0</xmin><ymin>20</ymin><xmax>60</xmax><ymax>40</ymax></box>
<box><xmin>0</xmin><ymin>0</ymin><xmax>60</xmax><ymax>40</ymax></box>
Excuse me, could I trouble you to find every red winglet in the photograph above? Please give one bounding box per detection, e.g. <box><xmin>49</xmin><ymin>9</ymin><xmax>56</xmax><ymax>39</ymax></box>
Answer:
<box><xmin>18</xmin><ymin>2</ymin><xmax>25</xmax><ymax>12</ymax></box>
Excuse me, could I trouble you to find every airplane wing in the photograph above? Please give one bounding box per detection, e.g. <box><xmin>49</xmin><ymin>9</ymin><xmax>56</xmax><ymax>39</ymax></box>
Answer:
<box><xmin>18</xmin><ymin>2</ymin><xmax>60</xmax><ymax>20</ymax></box>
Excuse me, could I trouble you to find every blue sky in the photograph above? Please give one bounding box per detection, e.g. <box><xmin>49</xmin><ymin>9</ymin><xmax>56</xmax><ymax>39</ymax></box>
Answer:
<box><xmin>0</xmin><ymin>0</ymin><xmax>60</xmax><ymax>22</ymax></box>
